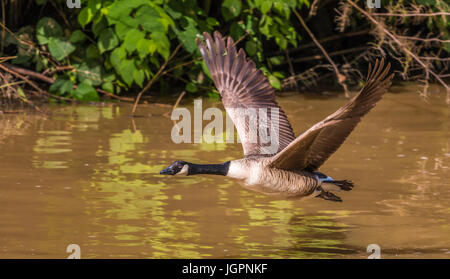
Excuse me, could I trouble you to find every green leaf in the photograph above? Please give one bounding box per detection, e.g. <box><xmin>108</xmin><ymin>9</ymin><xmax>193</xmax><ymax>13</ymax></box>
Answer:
<box><xmin>133</xmin><ymin>69</ymin><xmax>145</xmax><ymax>87</ymax></box>
<box><xmin>74</xmin><ymin>80</ymin><xmax>99</xmax><ymax>101</ymax></box>
<box><xmin>119</xmin><ymin>59</ymin><xmax>136</xmax><ymax>86</ymax></box>
<box><xmin>230</xmin><ymin>22</ymin><xmax>245</xmax><ymax>40</ymax></box>
<box><xmin>50</xmin><ymin>77</ymin><xmax>73</xmax><ymax>95</ymax></box>
<box><xmin>86</xmin><ymin>44</ymin><xmax>100</xmax><ymax>60</ymax></box>
<box><xmin>69</xmin><ymin>30</ymin><xmax>87</xmax><ymax>44</ymax></box>
<box><xmin>186</xmin><ymin>82</ymin><xmax>198</xmax><ymax>92</ymax></box>
<box><xmin>98</xmin><ymin>28</ymin><xmax>119</xmax><ymax>53</ymax></box>
<box><xmin>92</xmin><ymin>17</ymin><xmax>107</xmax><ymax>37</ymax></box>
<box><xmin>76</xmin><ymin>63</ymin><xmax>103</xmax><ymax>86</ymax></box>
<box><xmin>175</xmin><ymin>17</ymin><xmax>199</xmax><ymax>53</ymax></box>
<box><xmin>60</xmin><ymin>79</ymin><xmax>75</xmax><ymax>94</ymax></box>
<box><xmin>275</xmin><ymin>36</ymin><xmax>287</xmax><ymax>49</ymax></box>
<box><xmin>151</xmin><ymin>32</ymin><xmax>170</xmax><ymax>60</ymax></box>
<box><xmin>78</xmin><ymin>7</ymin><xmax>94</xmax><ymax>28</ymax></box>
<box><xmin>136</xmin><ymin>5</ymin><xmax>165</xmax><ymax>33</ymax></box>
<box><xmin>245</xmin><ymin>41</ymin><xmax>257</xmax><ymax>56</ymax></box>
<box><xmin>101</xmin><ymin>81</ymin><xmax>114</xmax><ymax>93</ymax></box>
<box><xmin>123</xmin><ymin>29</ymin><xmax>145</xmax><ymax>53</ymax></box>
<box><xmin>48</xmin><ymin>37</ymin><xmax>76</xmax><ymax>61</ymax></box>
<box><xmin>114</xmin><ymin>22</ymin><xmax>129</xmax><ymax>40</ymax></box>
<box><xmin>110</xmin><ymin>46</ymin><xmax>127</xmax><ymax>70</ymax></box>
<box><xmin>222</xmin><ymin>0</ymin><xmax>242</xmax><ymax>21</ymax></box>
<box><xmin>269</xmin><ymin>56</ymin><xmax>284</xmax><ymax>65</ymax></box>
<box><xmin>137</xmin><ymin>39</ymin><xmax>156</xmax><ymax>59</ymax></box>
<box><xmin>17</xmin><ymin>87</ymin><xmax>27</xmax><ymax>100</ymax></box>
<box><xmin>36</xmin><ymin>17</ymin><xmax>62</xmax><ymax>44</ymax></box>
<box><xmin>260</xmin><ymin>1</ymin><xmax>272</xmax><ymax>14</ymax></box>
<box><xmin>206</xmin><ymin>17</ymin><xmax>220</xmax><ymax>27</ymax></box>
<box><xmin>268</xmin><ymin>75</ymin><xmax>281</xmax><ymax>90</ymax></box>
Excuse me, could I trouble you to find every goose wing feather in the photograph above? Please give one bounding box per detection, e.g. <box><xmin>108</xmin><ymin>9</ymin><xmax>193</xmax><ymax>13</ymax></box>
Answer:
<box><xmin>197</xmin><ymin>32</ymin><xmax>296</xmax><ymax>156</ymax></box>
<box><xmin>269</xmin><ymin>58</ymin><xmax>394</xmax><ymax>171</ymax></box>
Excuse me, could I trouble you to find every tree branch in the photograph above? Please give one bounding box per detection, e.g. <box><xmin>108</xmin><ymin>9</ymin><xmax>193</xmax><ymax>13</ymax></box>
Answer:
<box><xmin>347</xmin><ymin>0</ymin><xmax>450</xmax><ymax>104</ymax></box>
<box><xmin>293</xmin><ymin>9</ymin><xmax>349</xmax><ymax>96</ymax></box>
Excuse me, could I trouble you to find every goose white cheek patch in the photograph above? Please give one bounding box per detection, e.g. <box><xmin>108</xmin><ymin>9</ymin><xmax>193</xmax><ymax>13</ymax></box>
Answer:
<box><xmin>176</xmin><ymin>164</ymin><xmax>189</xmax><ymax>176</ymax></box>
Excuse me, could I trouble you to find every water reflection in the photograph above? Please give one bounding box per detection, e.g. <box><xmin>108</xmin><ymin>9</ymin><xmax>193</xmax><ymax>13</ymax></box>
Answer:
<box><xmin>0</xmin><ymin>87</ymin><xmax>449</xmax><ymax>258</ymax></box>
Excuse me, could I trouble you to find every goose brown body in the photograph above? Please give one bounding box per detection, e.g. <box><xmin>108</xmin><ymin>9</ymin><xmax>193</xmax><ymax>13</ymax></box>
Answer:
<box><xmin>227</xmin><ymin>158</ymin><xmax>320</xmax><ymax>198</ymax></box>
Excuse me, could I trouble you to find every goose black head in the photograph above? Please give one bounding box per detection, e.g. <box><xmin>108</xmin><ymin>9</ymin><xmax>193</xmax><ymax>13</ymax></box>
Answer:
<box><xmin>160</xmin><ymin>161</ymin><xmax>189</xmax><ymax>175</ymax></box>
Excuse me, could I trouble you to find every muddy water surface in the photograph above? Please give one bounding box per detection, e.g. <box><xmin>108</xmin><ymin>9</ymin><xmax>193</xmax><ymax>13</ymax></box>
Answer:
<box><xmin>0</xmin><ymin>85</ymin><xmax>449</xmax><ymax>258</ymax></box>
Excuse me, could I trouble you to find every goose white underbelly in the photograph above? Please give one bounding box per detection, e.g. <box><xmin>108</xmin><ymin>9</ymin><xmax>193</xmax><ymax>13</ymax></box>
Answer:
<box><xmin>227</xmin><ymin>159</ymin><xmax>320</xmax><ymax>198</ymax></box>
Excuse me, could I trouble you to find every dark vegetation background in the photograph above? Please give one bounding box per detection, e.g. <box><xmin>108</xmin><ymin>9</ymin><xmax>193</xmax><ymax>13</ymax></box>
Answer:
<box><xmin>0</xmin><ymin>0</ymin><xmax>449</xmax><ymax>108</ymax></box>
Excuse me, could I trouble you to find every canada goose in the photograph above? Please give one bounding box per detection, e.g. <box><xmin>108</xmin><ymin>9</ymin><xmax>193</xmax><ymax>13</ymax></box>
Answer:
<box><xmin>160</xmin><ymin>31</ymin><xmax>393</xmax><ymax>202</ymax></box>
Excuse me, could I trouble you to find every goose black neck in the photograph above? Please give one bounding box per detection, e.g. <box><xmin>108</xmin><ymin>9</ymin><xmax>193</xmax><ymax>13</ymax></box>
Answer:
<box><xmin>187</xmin><ymin>161</ymin><xmax>230</xmax><ymax>176</ymax></box>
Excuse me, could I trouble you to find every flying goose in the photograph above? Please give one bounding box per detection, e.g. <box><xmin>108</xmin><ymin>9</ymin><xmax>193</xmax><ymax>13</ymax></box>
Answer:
<box><xmin>160</xmin><ymin>31</ymin><xmax>393</xmax><ymax>202</ymax></box>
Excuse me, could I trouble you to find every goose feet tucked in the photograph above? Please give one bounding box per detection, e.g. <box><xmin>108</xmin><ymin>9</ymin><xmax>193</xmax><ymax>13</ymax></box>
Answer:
<box><xmin>316</xmin><ymin>190</ymin><xmax>343</xmax><ymax>202</ymax></box>
<box><xmin>323</xmin><ymin>180</ymin><xmax>354</xmax><ymax>191</ymax></box>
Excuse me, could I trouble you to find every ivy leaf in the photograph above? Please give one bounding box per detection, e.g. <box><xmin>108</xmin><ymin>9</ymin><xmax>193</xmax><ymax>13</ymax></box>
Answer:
<box><xmin>268</xmin><ymin>75</ymin><xmax>281</xmax><ymax>90</ymax></box>
<box><xmin>49</xmin><ymin>77</ymin><xmax>74</xmax><ymax>96</ymax></box>
<box><xmin>123</xmin><ymin>29</ymin><xmax>145</xmax><ymax>53</ymax></box>
<box><xmin>78</xmin><ymin>7</ymin><xmax>94</xmax><ymax>28</ymax></box>
<box><xmin>260</xmin><ymin>1</ymin><xmax>272</xmax><ymax>14</ymax></box>
<box><xmin>48</xmin><ymin>37</ymin><xmax>76</xmax><ymax>60</ymax></box>
<box><xmin>137</xmin><ymin>39</ymin><xmax>157</xmax><ymax>59</ymax></box>
<box><xmin>186</xmin><ymin>82</ymin><xmax>198</xmax><ymax>92</ymax></box>
<box><xmin>245</xmin><ymin>41</ymin><xmax>257</xmax><ymax>56</ymax></box>
<box><xmin>69</xmin><ymin>30</ymin><xmax>87</xmax><ymax>44</ymax></box>
<box><xmin>174</xmin><ymin>17</ymin><xmax>199</xmax><ymax>53</ymax></box>
<box><xmin>110</xmin><ymin>46</ymin><xmax>127</xmax><ymax>70</ymax></box>
<box><xmin>98</xmin><ymin>28</ymin><xmax>119</xmax><ymax>53</ymax></box>
<box><xmin>222</xmin><ymin>0</ymin><xmax>242</xmax><ymax>21</ymax></box>
<box><xmin>92</xmin><ymin>17</ymin><xmax>107</xmax><ymax>37</ymax></box>
<box><xmin>76</xmin><ymin>63</ymin><xmax>103</xmax><ymax>86</ymax></box>
<box><xmin>119</xmin><ymin>59</ymin><xmax>136</xmax><ymax>86</ymax></box>
<box><xmin>36</xmin><ymin>17</ymin><xmax>62</xmax><ymax>44</ymax></box>
<box><xmin>86</xmin><ymin>44</ymin><xmax>100</xmax><ymax>61</ymax></box>
<box><xmin>101</xmin><ymin>81</ymin><xmax>114</xmax><ymax>93</ymax></box>
<box><xmin>269</xmin><ymin>56</ymin><xmax>284</xmax><ymax>65</ymax></box>
<box><xmin>136</xmin><ymin>5</ymin><xmax>165</xmax><ymax>33</ymax></box>
<box><xmin>133</xmin><ymin>69</ymin><xmax>145</xmax><ymax>87</ymax></box>
<box><xmin>74</xmin><ymin>80</ymin><xmax>99</xmax><ymax>101</ymax></box>
<box><xmin>151</xmin><ymin>32</ymin><xmax>170</xmax><ymax>60</ymax></box>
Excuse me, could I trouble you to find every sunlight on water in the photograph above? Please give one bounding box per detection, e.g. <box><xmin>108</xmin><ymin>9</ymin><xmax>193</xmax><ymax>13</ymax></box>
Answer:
<box><xmin>0</xmin><ymin>85</ymin><xmax>448</xmax><ymax>258</ymax></box>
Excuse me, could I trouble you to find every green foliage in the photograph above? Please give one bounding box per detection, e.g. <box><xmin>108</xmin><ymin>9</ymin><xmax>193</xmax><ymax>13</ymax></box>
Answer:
<box><xmin>7</xmin><ymin>0</ymin><xmax>311</xmax><ymax>101</ymax></box>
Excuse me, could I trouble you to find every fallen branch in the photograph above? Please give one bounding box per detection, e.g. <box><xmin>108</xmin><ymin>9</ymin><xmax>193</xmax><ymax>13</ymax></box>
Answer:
<box><xmin>373</xmin><ymin>12</ymin><xmax>450</xmax><ymax>17</ymax></box>
<box><xmin>397</xmin><ymin>35</ymin><xmax>450</xmax><ymax>43</ymax></box>
<box><xmin>3</xmin><ymin>63</ymin><xmax>54</xmax><ymax>83</ymax></box>
<box><xmin>347</xmin><ymin>0</ymin><xmax>450</xmax><ymax>104</ymax></box>
<box><xmin>131</xmin><ymin>43</ymin><xmax>183</xmax><ymax>116</ymax></box>
<box><xmin>0</xmin><ymin>63</ymin><xmax>47</xmax><ymax>95</ymax></box>
<box><xmin>163</xmin><ymin>90</ymin><xmax>186</xmax><ymax>119</ymax></box>
<box><xmin>1</xmin><ymin>63</ymin><xmax>133</xmax><ymax>102</ymax></box>
<box><xmin>0</xmin><ymin>65</ymin><xmax>43</xmax><ymax>111</ymax></box>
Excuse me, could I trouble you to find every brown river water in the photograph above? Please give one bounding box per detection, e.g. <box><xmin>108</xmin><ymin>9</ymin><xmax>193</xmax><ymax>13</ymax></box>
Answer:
<box><xmin>0</xmin><ymin>84</ymin><xmax>449</xmax><ymax>258</ymax></box>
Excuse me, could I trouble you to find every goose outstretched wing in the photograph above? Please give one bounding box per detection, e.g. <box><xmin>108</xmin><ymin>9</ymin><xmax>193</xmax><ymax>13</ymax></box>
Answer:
<box><xmin>197</xmin><ymin>32</ymin><xmax>296</xmax><ymax>156</ymax></box>
<box><xmin>269</xmin><ymin>59</ymin><xmax>393</xmax><ymax>171</ymax></box>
